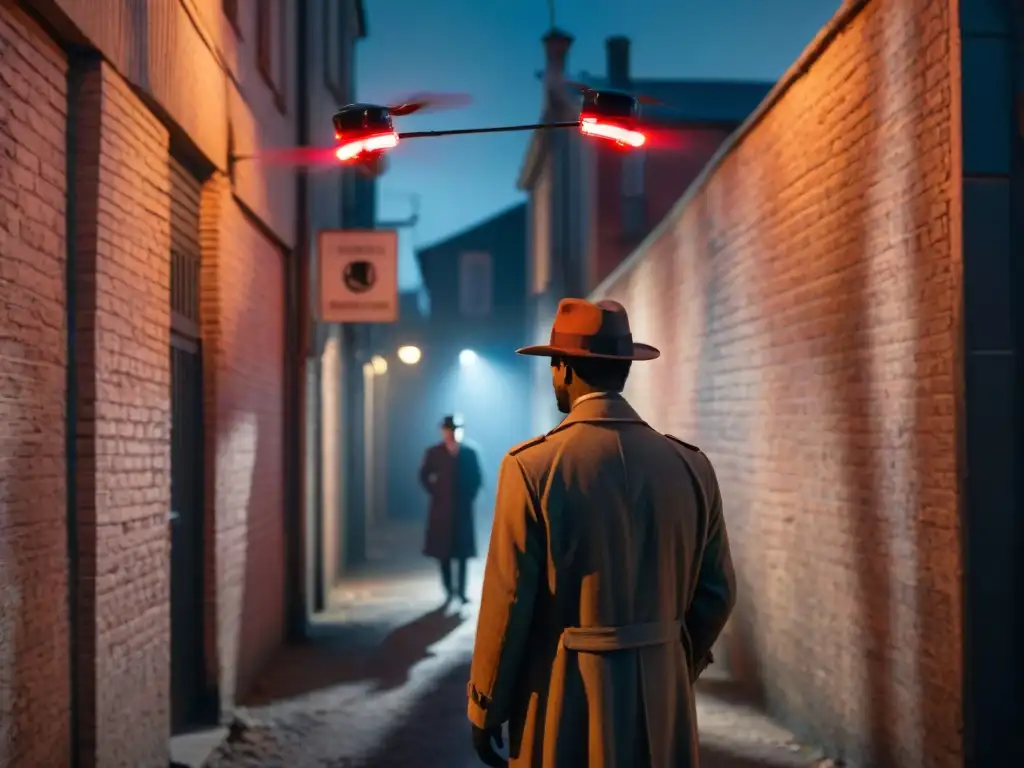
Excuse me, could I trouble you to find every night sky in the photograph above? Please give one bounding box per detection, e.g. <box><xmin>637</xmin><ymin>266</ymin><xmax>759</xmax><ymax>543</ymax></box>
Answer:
<box><xmin>356</xmin><ymin>0</ymin><xmax>840</xmax><ymax>291</ymax></box>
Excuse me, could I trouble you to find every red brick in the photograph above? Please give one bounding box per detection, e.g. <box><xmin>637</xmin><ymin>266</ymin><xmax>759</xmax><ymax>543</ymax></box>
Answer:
<box><xmin>71</xmin><ymin>59</ymin><xmax>172</xmax><ymax>767</ymax></box>
<box><xmin>594</xmin><ymin>1</ymin><xmax>963</xmax><ymax>766</ymax></box>
<box><xmin>0</xmin><ymin>5</ymin><xmax>71</xmax><ymax>765</ymax></box>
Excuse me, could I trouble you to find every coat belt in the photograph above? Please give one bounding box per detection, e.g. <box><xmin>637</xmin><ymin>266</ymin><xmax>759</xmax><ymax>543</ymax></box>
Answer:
<box><xmin>561</xmin><ymin>620</ymin><xmax>682</xmax><ymax>652</ymax></box>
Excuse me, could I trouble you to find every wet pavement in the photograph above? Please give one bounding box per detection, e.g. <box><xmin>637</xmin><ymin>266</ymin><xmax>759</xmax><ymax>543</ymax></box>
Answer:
<box><xmin>204</xmin><ymin>523</ymin><xmax>831</xmax><ymax>768</ymax></box>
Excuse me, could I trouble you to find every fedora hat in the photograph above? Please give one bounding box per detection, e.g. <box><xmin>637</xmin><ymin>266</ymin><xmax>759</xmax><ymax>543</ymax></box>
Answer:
<box><xmin>440</xmin><ymin>414</ymin><xmax>463</xmax><ymax>430</ymax></box>
<box><xmin>516</xmin><ymin>298</ymin><xmax>660</xmax><ymax>361</ymax></box>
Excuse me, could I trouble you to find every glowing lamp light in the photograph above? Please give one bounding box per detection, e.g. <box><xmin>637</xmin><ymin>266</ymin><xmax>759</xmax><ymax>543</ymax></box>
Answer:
<box><xmin>370</xmin><ymin>354</ymin><xmax>388</xmax><ymax>375</ymax></box>
<box><xmin>335</xmin><ymin>131</ymin><xmax>399</xmax><ymax>162</ymax></box>
<box><xmin>579</xmin><ymin>118</ymin><xmax>646</xmax><ymax>148</ymax></box>
<box><xmin>458</xmin><ymin>349</ymin><xmax>477</xmax><ymax>367</ymax></box>
<box><xmin>397</xmin><ymin>345</ymin><xmax>422</xmax><ymax>365</ymax></box>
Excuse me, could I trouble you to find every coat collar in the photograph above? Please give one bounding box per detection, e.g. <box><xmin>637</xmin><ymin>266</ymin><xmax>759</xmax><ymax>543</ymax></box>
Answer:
<box><xmin>548</xmin><ymin>392</ymin><xmax>648</xmax><ymax>435</ymax></box>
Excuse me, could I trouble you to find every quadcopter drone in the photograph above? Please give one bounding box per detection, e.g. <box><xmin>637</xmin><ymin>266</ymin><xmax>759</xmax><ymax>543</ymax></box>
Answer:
<box><xmin>234</xmin><ymin>87</ymin><xmax>663</xmax><ymax>177</ymax></box>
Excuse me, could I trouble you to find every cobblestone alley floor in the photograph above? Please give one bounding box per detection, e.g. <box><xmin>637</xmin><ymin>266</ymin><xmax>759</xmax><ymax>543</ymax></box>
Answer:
<box><xmin>204</xmin><ymin>524</ymin><xmax>832</xmax><ymax>768</ymax></box>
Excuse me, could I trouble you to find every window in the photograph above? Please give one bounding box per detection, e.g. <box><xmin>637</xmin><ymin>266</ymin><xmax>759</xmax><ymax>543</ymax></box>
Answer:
<box><xmin>621</xmin><ymin>151</ymin><xmax>646</xmax><ymax>236</ymax></box>
<box><xmin>222</xmin><ymin>0</ymin><xmax>241</xmax><ymax>35</ymax></box>
<box><xmin>324</xmin><ymin>0</ymin><xmax>351</xmax><ymax>101</ymax></box>
<box><xmin>459</xmin><ymin>251</ymin><xmax>493</xmax><ymax>318</ymax></box>
<box><xmin>257</xmin><ymin>0</ymin><xmax>287</xmax><ymax>112</ymax></box>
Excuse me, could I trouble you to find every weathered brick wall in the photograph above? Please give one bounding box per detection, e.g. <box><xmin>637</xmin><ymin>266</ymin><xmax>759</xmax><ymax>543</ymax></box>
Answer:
<box><xmin>593</xmin><ymin>1</ymin><xmax>962</xmax><ymax>765</ymax></box>
<box><xmin>201</xmin><ymin>176</ymin><xmax>286</xmax><ymax>707</ymax></box>
<box><xmin>0</xmin><ymin>5</ymin><xmax>71</xmax><ymax>765</ymax></box>
<box><xmin>71</xmin><ymin>58</ymin><xmax>173</xmax><ymax>766</ymax></box>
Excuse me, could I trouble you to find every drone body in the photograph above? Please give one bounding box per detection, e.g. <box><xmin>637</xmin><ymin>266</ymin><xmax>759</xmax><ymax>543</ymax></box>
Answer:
<box><xmin>332</xmin><ymin>103</ymin><xmax>396</xmax><ymax>137</ymax></box>
<box><xmin>576</xmin><ymin>87</ymin><xmax>647</xmax><ymax>148</ymax></box>
<box><xmin>332</xmin><ymin>103</ymin><xmax>400</xmax><ymax>172</ymax></box>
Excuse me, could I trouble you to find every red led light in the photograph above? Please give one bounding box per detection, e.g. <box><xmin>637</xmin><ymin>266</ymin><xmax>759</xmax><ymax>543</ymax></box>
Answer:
<box><xmin>335</xmin><ymin>131</ymin><xmax>400</xmax><ymax>162</ymax></box>
<box><xmin>579</xmin><ymin>117</ymin><xmax>646</xmax><ymax>148</ymax></box>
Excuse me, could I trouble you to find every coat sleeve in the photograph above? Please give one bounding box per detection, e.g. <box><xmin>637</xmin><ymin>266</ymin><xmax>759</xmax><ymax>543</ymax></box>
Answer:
<box><xmin>418</xmin><ymin>448</ymin><xmax>434</xmax><ymax>493</ymax></box>
<box><xmin>684</xmin><ymin>460</ymin><xmax>736</xmax><ymax>674</ymax></box>
<box><xmin>467</xmin><ymin>453</ymin><xmax>545</xmax><ymax>729</ymax></box>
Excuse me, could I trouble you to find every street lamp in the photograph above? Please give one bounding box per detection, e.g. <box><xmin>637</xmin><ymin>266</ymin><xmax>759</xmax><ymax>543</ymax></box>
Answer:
<box><xmin>370</xmin><ymin>355</ymin><xmax>388</xmax><ymax>375</ymax></box>
<box><xmin>459</xmin><ymin>349</ymin><xmax>477</xmax><ymax>367</ymax></box>
<box><xmin>397</xmin><ymin>345</ymin><xmax>422</xmax><ymax>365</ymax></box>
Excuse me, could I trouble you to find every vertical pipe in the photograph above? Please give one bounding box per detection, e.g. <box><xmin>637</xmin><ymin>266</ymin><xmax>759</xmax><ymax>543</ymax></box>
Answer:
<box><xmin>64</xmin><ymin>50</ymin><xmax>86</xmax><ymax>768</ymax></box>
<box><xmin>285</xmin><ymin>0</ymin><xmax>311</xmax><ymax>641</ymax></box>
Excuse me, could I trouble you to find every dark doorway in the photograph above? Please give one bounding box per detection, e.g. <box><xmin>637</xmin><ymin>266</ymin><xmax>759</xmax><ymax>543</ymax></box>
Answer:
<box><xmin>168</xmin><ymin>157</ymin><xmax>209</xmax><ymax>733</ymax></box>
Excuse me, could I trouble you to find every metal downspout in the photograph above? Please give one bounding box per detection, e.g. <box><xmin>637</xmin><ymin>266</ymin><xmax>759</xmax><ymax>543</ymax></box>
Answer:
<box><xmin>286</xmin><ymin>0</ymin><xmax>312</xmax><ymax>642</ymax></box>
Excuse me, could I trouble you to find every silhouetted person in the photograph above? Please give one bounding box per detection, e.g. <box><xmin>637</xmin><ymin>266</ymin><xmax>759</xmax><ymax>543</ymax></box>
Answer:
<box><xmin>419</xmin><ymin>415</ymin><xmax>483</xmax><ymax>605</ymax></box>
<box><xmin>466</xmin><ymin>298</ymin><xmax>736</xmax><ymax>768</ymax></box>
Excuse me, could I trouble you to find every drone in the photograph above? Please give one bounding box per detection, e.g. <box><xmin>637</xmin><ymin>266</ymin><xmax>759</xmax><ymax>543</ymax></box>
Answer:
<box><xmin>233</xmin><ymin>87</ymin><xmax>664</xmax><ymax>177</ymax></box>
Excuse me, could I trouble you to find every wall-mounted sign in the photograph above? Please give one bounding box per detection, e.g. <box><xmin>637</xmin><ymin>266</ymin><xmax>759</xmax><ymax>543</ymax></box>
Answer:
<box><xmin>318</xmin><ymin>229</ymin><xmax>398</xmax><ymax>323</ymax></box>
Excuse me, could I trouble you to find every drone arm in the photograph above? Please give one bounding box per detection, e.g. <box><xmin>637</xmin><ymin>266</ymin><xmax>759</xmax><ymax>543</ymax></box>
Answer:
<box><xmin>399</xmin><ymin>121</ymin><xmax>578</xmax><ymax>140</ymax></box>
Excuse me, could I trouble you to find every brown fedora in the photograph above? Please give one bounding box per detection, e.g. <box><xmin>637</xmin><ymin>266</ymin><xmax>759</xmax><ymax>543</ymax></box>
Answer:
<box><xmin>516</xmin><ymin>298</ymin><xmax>660</xmax><ymax>361</ymax></box>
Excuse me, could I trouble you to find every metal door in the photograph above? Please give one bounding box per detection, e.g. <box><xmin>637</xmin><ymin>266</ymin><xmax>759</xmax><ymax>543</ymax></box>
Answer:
<box><xmin>168</xmin><ymin>157</ymin><xmax>207</xmax><ymax>734</ymax></box>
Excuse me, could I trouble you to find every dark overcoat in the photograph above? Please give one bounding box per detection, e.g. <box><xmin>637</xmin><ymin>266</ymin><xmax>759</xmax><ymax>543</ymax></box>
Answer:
<box><xmin>419</xmin><ymin>442</ymin><xmax>482</xmax><ymax>560</ymax></box>
<box><xmin>467</xmin><ymin>394</ymin><xmax>736</xmax><ymax>767</ymax></box>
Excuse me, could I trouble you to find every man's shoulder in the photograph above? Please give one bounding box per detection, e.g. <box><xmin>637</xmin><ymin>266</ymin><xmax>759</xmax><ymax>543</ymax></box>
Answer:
<box><xmin>506</xmin><ymin>434</ymin><xmax>548</xmax><ymax>458</ymax></box>
<box><xmin>663</xmin><ymin>433</ymin><xmax>703</xmax><ymax>454</ymax></box>
<box><xmin>662</xmin><ymin>433</ymin><xmax>718</xmax><ymax>488</ymax></box>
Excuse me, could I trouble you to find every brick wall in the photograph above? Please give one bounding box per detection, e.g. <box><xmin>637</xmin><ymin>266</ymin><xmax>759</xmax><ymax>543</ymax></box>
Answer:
<box><xmin>71</xmin><ymin>58</ymin><xmax>173</xmax><ymax>766</ymax></box>
<box><xmin>200</xmin><ymin>177</ymin><xmax>286</xmax><ymax>708</ymax></box>
<box><xmin>0</xmin><ymin>5</ymin><xmax>71</xmax><ymax>765</ymax></box>
<box><xmin>593</xmin><ymin>1</ymin><xmax>963</xmax><ymax>765</ymax></box>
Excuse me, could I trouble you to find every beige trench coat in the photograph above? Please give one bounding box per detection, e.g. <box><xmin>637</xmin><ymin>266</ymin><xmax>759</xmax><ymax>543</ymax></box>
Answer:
<box><xmin>467</xmin><ymin>393</ymin><xmax>736</xmax><ymax>767</ymax></box>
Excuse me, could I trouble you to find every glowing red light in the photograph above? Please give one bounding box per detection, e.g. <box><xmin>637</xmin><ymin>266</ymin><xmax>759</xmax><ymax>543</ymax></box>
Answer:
<box><xmin>335</xmin><ymin>131</ymin><xmax>399</xmax><ymax>162</ymax></box>
<box><xmin>579</xmin><ymin>117</ymin><xmax>646</xmax><ymax>148</ymax></box>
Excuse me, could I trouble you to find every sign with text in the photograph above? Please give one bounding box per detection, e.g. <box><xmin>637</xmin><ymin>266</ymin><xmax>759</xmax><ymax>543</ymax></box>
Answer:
<box><xmin>318</xmin><ymin>229</ymin><xmax>398</xmax><ymax>323</ymax></box>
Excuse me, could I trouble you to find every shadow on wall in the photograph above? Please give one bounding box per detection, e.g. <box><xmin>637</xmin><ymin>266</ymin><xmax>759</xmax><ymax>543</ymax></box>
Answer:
<box><xmin>199</xmin><ymin>184</ymin><xmax>288</xmax><ymax>708</ymax></box>
<box><xmin>234</xmin><ymin>219</ymin><xmax>287</xmax><ymax>702</ymax></box>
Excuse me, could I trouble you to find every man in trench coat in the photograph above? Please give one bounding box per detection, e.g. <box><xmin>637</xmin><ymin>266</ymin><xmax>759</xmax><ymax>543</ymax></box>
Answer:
<box><xmin>420</xmin><ymin>414</ymin><xmax>483</xmax><ymax>604</ymax></box>
<box><xmin>467</xmin><ymin>298</ymin><xmax>737</xmax><ymax>767</ymax></box>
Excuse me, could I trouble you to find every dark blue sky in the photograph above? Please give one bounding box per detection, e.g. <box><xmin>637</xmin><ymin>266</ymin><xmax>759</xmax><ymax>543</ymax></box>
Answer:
<box><xmin>356</xmin><ymin>0</ymin><xmax>839</xmax><ymax>291</ymax></box>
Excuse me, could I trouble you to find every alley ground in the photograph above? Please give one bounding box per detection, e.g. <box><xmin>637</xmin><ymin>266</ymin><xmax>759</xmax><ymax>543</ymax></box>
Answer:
<box><xmin>202</xmin><ymin>523</ymin><xmax>833</xmax><ymax>768</ymax></box>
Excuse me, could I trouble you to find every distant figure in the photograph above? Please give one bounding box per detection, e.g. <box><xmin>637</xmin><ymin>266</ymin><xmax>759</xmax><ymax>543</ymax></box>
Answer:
<box><xmin>466</xmin><ymin>298</ymin><xmax>736</xmax><ymax>768</ymax></box>
<box><xmin>419</xmin><ymin>415</ymin><xmax>483</xmax><ymax>605</ymax></box>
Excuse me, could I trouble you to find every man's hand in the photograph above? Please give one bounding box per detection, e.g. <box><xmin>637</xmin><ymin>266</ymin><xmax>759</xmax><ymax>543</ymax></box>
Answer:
<box><xmin>471</xmin><ymin>724</ymin><xmax>507</xmax><ymax>767</ymax></box>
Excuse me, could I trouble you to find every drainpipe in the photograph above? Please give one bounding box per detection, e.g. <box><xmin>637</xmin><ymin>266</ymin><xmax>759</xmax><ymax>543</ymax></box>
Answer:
<box><xmin>65</xmin><ymin>50</ymin><xmax>88</xmax><ymax>768</ymax></box>
<box><xmin>285</xmin><ymin>0</ymin><xmax>311</xmax><ymax>642</ymax></box>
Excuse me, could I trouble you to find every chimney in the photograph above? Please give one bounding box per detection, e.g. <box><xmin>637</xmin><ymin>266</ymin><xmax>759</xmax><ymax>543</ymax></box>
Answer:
<box><xmin>543</xmin><ymin>28</ymin><xmax>574</xmax><ymax>80</ymax></box>
<box><xmin>606</xmin><ymin>36</ymin><xmax>630</xmax><ymax>88</ymax></box>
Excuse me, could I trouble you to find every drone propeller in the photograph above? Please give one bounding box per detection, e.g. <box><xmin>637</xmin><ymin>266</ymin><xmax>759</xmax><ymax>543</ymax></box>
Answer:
<box><xmin>387</xmin><ymin>91</ymin><xmax>473</xmax><ymax>117</ymax></box>
<box><xmin>564</xmin><ymin>81</ymin><xmax>664</xmax><ymax>106</ymax></box>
